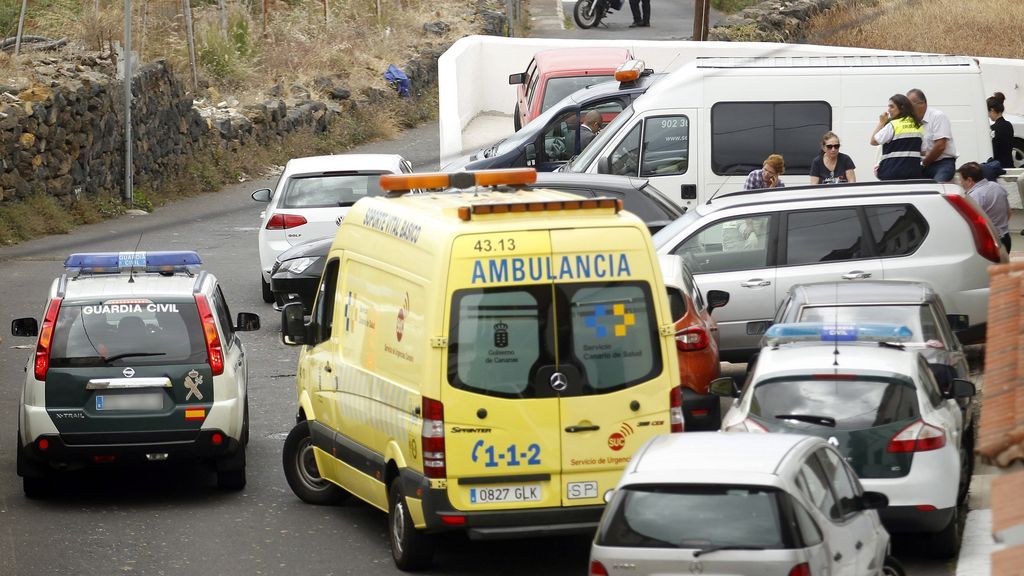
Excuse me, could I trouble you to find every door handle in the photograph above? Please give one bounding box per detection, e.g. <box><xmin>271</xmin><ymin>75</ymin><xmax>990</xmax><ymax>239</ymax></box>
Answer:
<box><xmin>324</xmin><ymin>364</ymin><xmax>332</xmax><ymax>373</ymax></box>
<box><xmin>740</xmin><ymin>279</ymin><xmax>771</xmax><ymax>288</ymax></box>
<box><xmin>842</xmin><ymin>270</ymin><xmax>872</xmax><ymax>280</ymax></box>
<box><xmin>565</xmin><ymin>425</ymin><xmax>600</xmax><ymax>433</ymax></box>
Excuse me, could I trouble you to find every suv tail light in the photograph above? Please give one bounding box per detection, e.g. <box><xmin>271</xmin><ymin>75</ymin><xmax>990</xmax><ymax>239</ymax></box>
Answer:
<box><xmin>725</xmin><ymin>418</ymin><xmax>768</xmax><ymax>433</ymax></box>
<box><xmin>675</xmin><ymin>325</ymin><xmax>709</xmax><ymax>351</ymax></box>
<box><xmin>944</xmin><ymin>194</ymin><xmax>1003</xmax><ymax>263</ymax></box>
<box><xmin>194</xmin><ymin>295</ymin><xmax>224</xmax><ymax>376</ymax></box>
<box><xmin>421</xmin><ymin>397</ymin><xmax>446</xmax><ymax>478</ymax></box>
<box><xmin>34</xmin><ymin>297</ymin><xmax>63</xmax><ymax>380</ymax></box>
<box><xmin>887</xmin><ymin>419</ymin><xmax>946</xmax><ymax>453</ymax></box>
<box><xmin>670</xmin><ymin>385</ymin><xmax>684</xmax><ymax>433</ymax></box>
<box><xmin>788</xmin><ymin>563</ymin><xmax>811</xmax><ymax>576</ymax></box>
<box><xmin>266</xmin><ymin>213</ymin><xmax>308</xmax><ymax>230</ymax></box>
<box><xmin>590</xmin><ymin>561</ymin><xmax>609</xmax><ymax>576</ymax></box>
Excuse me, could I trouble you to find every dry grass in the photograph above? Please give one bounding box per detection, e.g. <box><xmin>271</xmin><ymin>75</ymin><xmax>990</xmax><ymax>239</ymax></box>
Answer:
<box><xmin>804</xmin><ymin>0</ymin><xmax>1024</xmax><ymax>59</ymax></box>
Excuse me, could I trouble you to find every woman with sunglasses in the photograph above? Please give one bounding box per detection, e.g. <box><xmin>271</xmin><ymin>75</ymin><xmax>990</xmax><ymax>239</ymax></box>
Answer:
<box><xmin>809</xmin><ymin>131</ymin><xmax>857</xmax><ymax>184</ymax></box>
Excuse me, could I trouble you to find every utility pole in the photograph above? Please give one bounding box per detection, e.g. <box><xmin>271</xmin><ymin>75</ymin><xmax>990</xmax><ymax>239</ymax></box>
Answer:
<box><xmin>124</xmin><ymin>0</ymin><xmax>133</xmax><ymax>207</ymax></box>
<box><xmin>692</xmin><ymin>0</ymin><xmax>711</xmax><ymax>41</ymax></box>
<box><xmin>14</xmin><ymin>0</ymin><xmax>28</xmax><ymax>56</ymax></box>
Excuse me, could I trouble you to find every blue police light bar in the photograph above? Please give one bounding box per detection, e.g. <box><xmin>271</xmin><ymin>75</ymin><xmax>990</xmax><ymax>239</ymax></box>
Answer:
<box><xmin>764</xmin><ymin>322</ymin><xmax>913</xmax><ymax>347</ymax></box>
<box><xmin>65</xmin><ymin>251</ymin><xmax>203</xmax><ymax>276</ymax></box>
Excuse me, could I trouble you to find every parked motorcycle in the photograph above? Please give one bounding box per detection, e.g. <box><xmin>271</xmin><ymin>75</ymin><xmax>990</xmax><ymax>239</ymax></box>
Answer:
<box><xmin>573</xmin><ymin>0</ymin><xmax>623</xmax><ymax>29</ymax></box>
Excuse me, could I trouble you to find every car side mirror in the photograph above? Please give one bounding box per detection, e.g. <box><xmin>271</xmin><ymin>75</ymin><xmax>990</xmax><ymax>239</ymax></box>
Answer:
<box><xmin>597</xmin><ymin>155</ymin><xmax>611</xmax><ymax>175</ymax></box>
<box><xmin>11</xmin><ymin>317</ymin><xmax>38</xmax><ymax>337</ymax></box>
<box><xmin>235</xmin><ymin>312</ymin><xmax>261</xmax><ymax>332</ymax></box>
<box><xmin>709</xmin><ymin>377</ymin><xmax>739</xmax><ymax>398</ymax></box>
<box><xmin>856</xmin><ymin>491</ymin><xmax>889</xmax><ymax>511</ymax></box>
<box><xmin>508</xmin><ymin>72</ymin><xmax>526</xmax><ymax>85</ymax></box>
<box><xmin>946</xmin><ymin>314</ymin><xmax>969</xmax><ymax>332</ymax></box>
<box><xmin>706</xmin><ymin>290</ymin><xmax>730</xmax><ymax>313</ymax></box>
<box><xmin>281</xmin><ymin>303</ymin><xmax>310</xmax><ymax>346</ymax></box>
<box><xmin>950</xmin><ymin>378</ymin><xmax>976</xmax><ymax>399</ymax></box>
<box><xmin>525</xmin><ymin>143</ymin><xmax>537</xmax><ymax>164</ymax></box>
<box><xmin>251</xmin><ymin>188</ymin><xmax>272</xmax><ymax>202</ymax></box>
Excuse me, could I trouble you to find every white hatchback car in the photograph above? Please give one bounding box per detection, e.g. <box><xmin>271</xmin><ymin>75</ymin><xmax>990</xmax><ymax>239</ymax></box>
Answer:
<box><xmin>591</xmin><ymin>432</ymin><xmax>891</xmax><ymax>576</ymax></box>
<box><xmin>716</xmin><ymin>323</ymin><xmax>975</xmax><ymax>559</ymax></box>
<box><xmin>252</xmin><ymin>154</ymin><xmax>413</xmax><ymax>302</ymax></box>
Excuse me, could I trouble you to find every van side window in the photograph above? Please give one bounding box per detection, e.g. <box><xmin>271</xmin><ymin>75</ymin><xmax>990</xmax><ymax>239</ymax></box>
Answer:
<box><xmin>313</xmin><ymin>259</ymin><xmax>340</xmax><ymax>344</ymax></box>
<box><xmin>672</xmin><ymin>215</ymin><xmax>771</xmax><ymax>274</ymax></box>
<box><xmin>864</xmin><ymin>205</ymin><xmax>929</xmax><ymax>257</ymax></box>
<box><xmin>610</xmin><ymin>123</ymin><xmax>642</xmax><ymax>176</ymax></box>
<box><xmin>640</xmin><ymin>115</ymin><xmax>689</xmax><ymax>177</ymax></box>
<box><xmin>783</xmin><ymin>208</ymin><xmax>867</xmax><ymax>265</ymax></box>
<box><xmin>711</xmin><ymin>102</ymin><xmax>831</xmax><ymax>176</ymax></box>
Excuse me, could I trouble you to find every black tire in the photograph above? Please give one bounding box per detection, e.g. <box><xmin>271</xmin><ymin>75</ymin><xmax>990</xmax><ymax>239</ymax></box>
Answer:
<box><xmin>23</xmin><ymin>475</ymin><xmax>51</xmax><ymax>499</ymax></box>
<box><xmin>573</xmin><ymin>0</ymin><xmax>600</xmax><ymax>29</ymax></box>
<box><xmin>282</xmin><ymin>420</ymin><xmax>347</xmax><ymax>505</ymax></box>
<box><xmin>217</xmin><ymin>467</ymin><xmax>246</xmax><ymax>491</ymax></box>
<box><xmin>959</xmin><ymin>424</ymin><xmax>975</xmax><ymax>504</ymax></box>
<box><xmin>388</xmin><ymin>480</ymin><xmax>434</xmax><ymax>571</ymax></box>
<box><xmin>261</xmin><ymin>275</ymin><xmax>274</xmax><ymax>303</ymax></box>
<box><xmin>883</xmin><ymin>555</ymin><xmax>907</xmax><ymax>576</ymax></box>
<box><xmin>513</xmin><ymin>104</ymin><xmax>522</xmax><ymax>132</ymax></box>
<box><xmin>1012</xmin><ymin>137</ymin><xmax>1024</xmax><ymax>169</ymax></box>
<box><xmin>926</xmin><ymin>506</ymin><xmax>962</xmax><ymax>559</ymax></box>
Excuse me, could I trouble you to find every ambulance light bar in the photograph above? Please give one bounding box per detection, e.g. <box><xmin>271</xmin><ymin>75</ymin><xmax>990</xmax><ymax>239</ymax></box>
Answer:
<box><xmin>615</xmin><ymin>59</ymin><xmax>647</xmax><ymax>83</ymax></box>
<box><xmin>380</xmin><ymin>168</ymin><xmax>537</xmax><ymax>192</ymax></box>
<box><xmin>65</xmin><ymin>251</ymin><xmax>203</xmax><ymax>276</ymax></box>
<box><xmin>457</xmin><ymin>197</ymin><xmax>622</xmax><ymax>221</ymax></box>
<box><xmin>764</xmin><ymin>322</ymin><xmax>913</xmax><ymax>346</ymax></box>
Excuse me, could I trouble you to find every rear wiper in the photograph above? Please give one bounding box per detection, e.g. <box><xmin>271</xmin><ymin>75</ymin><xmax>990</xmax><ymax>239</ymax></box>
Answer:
<box><xmin>693</xmin><ymin>545</ymin><xmax>767</xmax><ymax>558</ymax></box>
<box><xmin>775</xmin><ymin>414</ymin><xmax>837</xmax><ymax>428</ymax></box>
<box><xmin>104</xmin><ymin>352</ymin><xmax>167</xmax><ymax>363</ymax></box>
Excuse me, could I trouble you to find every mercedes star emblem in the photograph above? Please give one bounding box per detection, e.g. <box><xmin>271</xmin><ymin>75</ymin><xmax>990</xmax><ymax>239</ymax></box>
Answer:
<box><xmin>550</xmin><ymin>372</ymin><xmax>568</xmax><ymax>392</ymax></box>
<box><xmin>688</xmin><ymin>560</ymin><xmax>703</xmax><ymax>575</ymax></box>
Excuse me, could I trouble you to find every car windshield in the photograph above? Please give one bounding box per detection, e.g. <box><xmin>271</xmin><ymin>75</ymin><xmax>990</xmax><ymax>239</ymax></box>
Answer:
<box><xmin>797</xmin><ymin>304</ymin><xmax>942</xmax><ymax>345</ymax></box>
<box><xmin>599</xmin><ymin>484</ymin><xmax>788</xmax><ymax>549</ymax></box>
<box><xmin>750</xmin><ymin>376</ymin><xmax>920</xmax><ymax>431</ymax></box>
<box><xmin>542</xmin><ymin>75</ymin><xmax>613</xmax><ymax>112</ymax></box>
<box><xmin>651</xmin><ymin>209</ymin><xmax>702</xmax><ymax>249</ymax></box>
<box><xmin>49</xmin><ymin>299</ymin><xmax>207</xmax><ymax>367</ymax></box>
<box><xmin>282</xmin><ymin>172</ymin><xmax>388</xmax><ymax>208</ymax></box>
<box><xmin>566</xmin><ymin>105</ymin><xmax>634</xmax><ymax>172</ymax></box>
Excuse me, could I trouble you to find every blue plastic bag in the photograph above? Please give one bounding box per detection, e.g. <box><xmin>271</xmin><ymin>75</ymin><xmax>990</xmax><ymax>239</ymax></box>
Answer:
<box><xmin>384</xmin><ymin>64</ymin><xmax>411</xmax><ymax>98</ymax></box>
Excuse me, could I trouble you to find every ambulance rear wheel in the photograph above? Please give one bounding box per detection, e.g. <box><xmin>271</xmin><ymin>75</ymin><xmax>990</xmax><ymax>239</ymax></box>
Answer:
<box><xmin>283</xmin><ymin>420</ymin><xmax>348</xmax><ymax>505</ymax></box>
<box><xmin>22</xmin><ymin>474</ymin><xmax>51</xmax><ymax>499</ymax></box>
<box><xmin>388</xmin><ymin>481</ymin><xmax>434</xmax><ymax>571</ymax></box>
<box><xmin>261</xmin><ymin>276</ymin><xmax>274</xmax><ymax>303</ymax></box>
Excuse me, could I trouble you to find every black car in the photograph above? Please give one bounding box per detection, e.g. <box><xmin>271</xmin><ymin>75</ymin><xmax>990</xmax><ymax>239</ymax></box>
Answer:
<box><xmin>270</xmin><ymin>173</ymin><xmax>684</xmax><ymax>313</ymax></box>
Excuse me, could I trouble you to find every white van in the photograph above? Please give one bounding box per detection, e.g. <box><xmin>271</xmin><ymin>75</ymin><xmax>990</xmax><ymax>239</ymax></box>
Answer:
<box><xmin>564</xmin><ymin>55</ymin><xmax>994</xmax><ymax>210</ymax></box>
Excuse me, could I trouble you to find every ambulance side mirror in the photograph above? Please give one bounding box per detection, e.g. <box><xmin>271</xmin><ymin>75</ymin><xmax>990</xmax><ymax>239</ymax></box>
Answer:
<box><xmin>11</xmin><ymin>317</ymin><xmax>38</xmax><ymax>337</ymax></box>
<box><xmin>281</xmin><ymin>303</ymin><xmax>309</xmax><ymax>346</ymax></box>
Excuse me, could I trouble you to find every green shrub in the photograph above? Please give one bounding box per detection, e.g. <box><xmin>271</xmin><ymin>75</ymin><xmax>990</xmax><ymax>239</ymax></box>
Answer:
<box><xmin>711</xmin><ymin>0</ymin><xmax>761</xmax><ymax>14</ymax></box>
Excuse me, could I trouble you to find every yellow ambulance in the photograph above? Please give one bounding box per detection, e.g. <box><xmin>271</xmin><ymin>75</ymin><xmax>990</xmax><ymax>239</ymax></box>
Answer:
<box><xmin>279</xmin><ymin>168</ymin><xmax>681</xmax><ymax>570</ymax></box>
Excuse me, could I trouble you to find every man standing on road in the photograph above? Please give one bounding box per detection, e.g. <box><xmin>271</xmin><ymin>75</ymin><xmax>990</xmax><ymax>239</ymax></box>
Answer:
<box><xmin>629</xmin><ymin>0</ymin><xmax>650</xmax><ymax>28</ymax></box>
<box><xmin>908</xmin><ymin>88</ymin><xmax>957</xmax><ymax>182</ymax></box>
<box><xmin>580</xmin><ymin>110</ymin><xmax>601</xmax><ymax>150</ymax></box>
<box><xmin>957</xmin><ymin>161</ymin><xmax>1011</xmax><ymax>253</ymax></box>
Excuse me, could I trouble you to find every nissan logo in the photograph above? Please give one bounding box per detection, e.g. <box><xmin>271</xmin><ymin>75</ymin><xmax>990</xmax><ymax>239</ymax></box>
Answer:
<box><xmin>550</xmin><ymin>372</ymin><xmax>568</xmax><ymax>392</ymax></box>
<box><xmin>123</xmin><ymin>367</ymin><xmax>135</xmax><ymax>378</ymax></box>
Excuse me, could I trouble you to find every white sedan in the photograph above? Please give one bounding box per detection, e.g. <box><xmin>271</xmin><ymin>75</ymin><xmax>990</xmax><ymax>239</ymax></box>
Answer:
<box><xmin>251</xmin><ymin>154</ymin><xmax>413</xmax><ymax>302</ymax></box>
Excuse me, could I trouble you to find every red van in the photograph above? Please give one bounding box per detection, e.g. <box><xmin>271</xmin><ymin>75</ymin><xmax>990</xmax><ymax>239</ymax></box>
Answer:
<box><xmin>508</xmin><ymin>47</ymin><xmax>631</xmax><ymax>131</ymax></box>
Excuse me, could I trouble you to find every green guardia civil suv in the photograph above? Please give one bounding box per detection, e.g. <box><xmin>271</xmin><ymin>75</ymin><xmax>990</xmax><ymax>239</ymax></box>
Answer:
<box><xmin>10</xmin><ymin>251</ymin><xmax>260</xmax><ymax>497</ymax></box>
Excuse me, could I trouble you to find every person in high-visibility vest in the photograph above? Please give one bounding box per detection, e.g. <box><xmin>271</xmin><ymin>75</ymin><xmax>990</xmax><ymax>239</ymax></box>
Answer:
<box><xmin>870</xmin><ymin>93</ymin><xmax>924</xmax><ymax>181</ymax></box>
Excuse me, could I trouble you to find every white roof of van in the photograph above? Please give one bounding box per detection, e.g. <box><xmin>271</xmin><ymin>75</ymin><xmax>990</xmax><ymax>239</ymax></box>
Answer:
<box><xmin>695</xmin><ymin>54</ymin><xmax>976</xmax><ymax>69</ymax></box>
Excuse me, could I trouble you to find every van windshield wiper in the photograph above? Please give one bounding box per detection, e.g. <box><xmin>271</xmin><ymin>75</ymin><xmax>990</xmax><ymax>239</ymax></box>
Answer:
<box><xmin>692</xmin><ymin>544</ymin><xmax>767</xmax><ymax>557</ymax></box>
<box><xmin>775</xmin><ymin>414</ymin><xmax>837</xmax><ymax>427</ymax></box>
<box><xmin>104</xmin><ymin>352</ymin><xmax>167</xmax><ymax>363</ymax></box>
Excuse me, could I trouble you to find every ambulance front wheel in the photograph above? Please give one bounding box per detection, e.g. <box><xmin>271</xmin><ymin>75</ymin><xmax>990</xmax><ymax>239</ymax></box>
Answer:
<box><xmin>282</xmin><ymin>420</ymin><xmax>348</xmax><ymax>505</ymax></box>
<box><xmin>388</xmin><ymin>480</ymin><xmax>434</xmax><ymax>571</ymax></box>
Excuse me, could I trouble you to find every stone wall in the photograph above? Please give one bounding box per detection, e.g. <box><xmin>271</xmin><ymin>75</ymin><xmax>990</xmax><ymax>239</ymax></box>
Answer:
<box><xmin>708</xmin><ymin>0</ymin><xmax>843</xmax><ymax>43</ymax></box>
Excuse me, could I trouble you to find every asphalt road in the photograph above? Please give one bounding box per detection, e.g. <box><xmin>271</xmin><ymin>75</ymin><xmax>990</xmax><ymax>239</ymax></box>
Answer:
<box><xmin>530</xmin><ymin>0</ymin><xmax>725</xmax><ymax>41</ymax></box>
<box><xmin>0</xmin><ymin>118</ymin><xmax>957</xmax><ymax>575</ymax></box>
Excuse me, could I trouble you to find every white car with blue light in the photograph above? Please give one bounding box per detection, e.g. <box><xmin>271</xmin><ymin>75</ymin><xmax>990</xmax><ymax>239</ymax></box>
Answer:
<box><xmin>713</xmin><ymin>323</ymin><xmax>975</xmax><ymax>559</ymax></box>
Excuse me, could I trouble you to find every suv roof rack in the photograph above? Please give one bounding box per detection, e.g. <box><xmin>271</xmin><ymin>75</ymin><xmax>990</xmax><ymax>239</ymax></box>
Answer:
<box><xmin>707</xmin><ymin>179</ymin><xmax>941</xmax><ymax>205</ymax></box>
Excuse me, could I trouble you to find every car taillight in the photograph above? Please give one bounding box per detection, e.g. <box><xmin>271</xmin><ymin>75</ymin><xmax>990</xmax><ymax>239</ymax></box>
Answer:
<box><xmin>194</xmin><ymin>294</ymin><xmax>224</xmax><ymax>376</ymax></box>
<box><xmin>725</xmin><ymin>418</ymin><xmax>768</xmax><ymax>433</ymax></box>
<box><xmin>944</xmin><ymin>194</ymin><xmax>1003</xmax><ymax>263</ymax></box>
<box><xmin>590</xmin><ymin>561</ymin><xmax>609</xmax><ymax>576</ymax></box>
<box><xmin>34</xmin><ymin>297</ymin><xmax>63</xmax><ymax>381</ymax></box>
<box><xmin>675</xmin><ymin>325</ymin><xmax>709</xmax><ymax>351</ymax></box>
<box><xmin>670</xmin><ymin>385</ymin><xmax>684</xmax><ymax>433</ymax></box>
<box><xmin>266</xmin><ymin>213</ymin><xmax>308</xmax><ymax>230</ymax></box>
<box><xmin>887</xmin><ymin>419</ymin><xmax>946</xmax><ymax>453</ymax></box>
<box><xmin>421</xmin><ymin>397</ymin><xmax>446</xmax><ymax>478</ymax></box>
<box><xmin>788</xmin><ymin>563</ymin><xmax>811</xmax><ymax>576</ymax></box>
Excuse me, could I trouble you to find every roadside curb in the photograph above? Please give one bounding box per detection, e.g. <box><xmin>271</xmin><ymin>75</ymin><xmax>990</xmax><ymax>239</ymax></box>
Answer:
<box><xmin>956</xmin><ymin>509</ymin><xmax>996</xmax><ymax>575</ymax></box>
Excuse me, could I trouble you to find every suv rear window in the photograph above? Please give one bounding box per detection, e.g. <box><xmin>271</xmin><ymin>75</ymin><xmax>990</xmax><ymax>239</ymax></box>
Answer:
<box><xmin>282</xmin><ymin>173</ymin><xmax>387</xmax><ymax>208</ymax></box>
<box><xmin>50</xmin><ymin>299</ymin><xmax>206</xmax><ymax>367</ymax></box>
<box><xmin>598</xmin><ymin>484</ymin><xmax>790</xmax><ymax>549</ymax></box>
<box><xmin>448</xmin><ymin>282</ymin><xmax>661</xmax><ymax>398</ymax></box>
<box><xmin>750</xmin><ymin>376</ymin><xmax>919</xmax><ymax>430</ymax></box>
<box><xmin>864</xmin><ymin>205</ymin><xmax>928</xmax><ymax>257</ymax></box>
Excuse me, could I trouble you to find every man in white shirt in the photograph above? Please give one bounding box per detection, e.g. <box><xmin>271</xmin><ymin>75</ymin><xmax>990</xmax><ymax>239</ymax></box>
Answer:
<box><xmin>957</xmin><ymin>161</ymin><xmax>1010</xmax><ymax>253</ymax></box>
<box><xmin>908</xmin><ymin>89</ymin><xmax>958</xmax><ymax>182</ymax></box>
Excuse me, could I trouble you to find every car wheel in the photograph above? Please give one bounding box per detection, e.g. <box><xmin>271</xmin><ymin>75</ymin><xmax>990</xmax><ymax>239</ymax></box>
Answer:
<box><xmin>882</xmin><ymin>555</ymin><xmax>906</xmax><ymax>576</ymax></box>
<box><xmin>388</xmin><ymin>480</ymin><xmax>434</xmax><ymax>571</ymax></box>
<box><xmin>217</xmin><ymin>467</ymin><xmax>246</xmax><ymax>490</ymax></box>
<box><xmin>1012</xmin><ymin>137</ymin><xmax>1024</xmax><ymax>169</ymax></box>
<box><xmin>959</xmin><ymin>424</ymin><xmax>975</xmax><ymax>504</ymax></box>
<box><xmin>261</xmin><ymin>275</ymin><xmax>274</xmax><ymax>303</ymax></box>
<box><xmin>926</xmin><ymin>505</ymin><xmax>962</xmax><ymax>559</ymax></box>
<box><xmin>282</xmin><ymin>420</ymin><xmax>348</xmax><ymax>505</ymax></box>
<box><xmin>22</xmin><ymin>474</ymin><xmax>51</xmax><ymax>499</ymax></box>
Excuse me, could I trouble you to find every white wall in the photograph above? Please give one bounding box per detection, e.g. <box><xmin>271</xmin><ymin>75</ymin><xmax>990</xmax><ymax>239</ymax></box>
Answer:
<box><xmin>438</xmin><ymin>35</ymin><xmax>1024</xmax><ymax>164</ymax></box>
